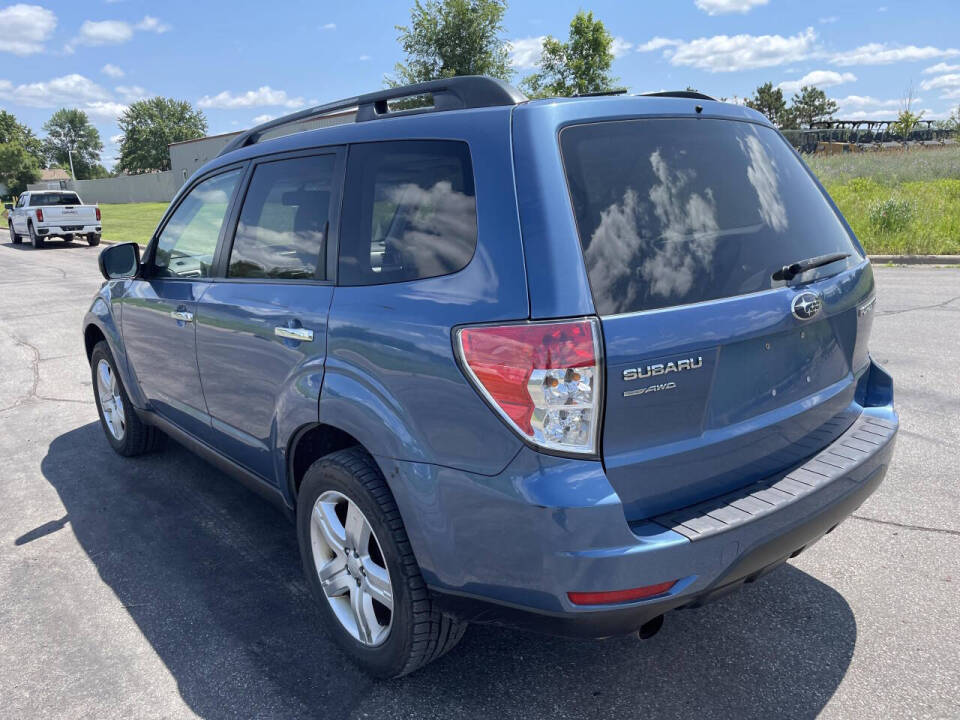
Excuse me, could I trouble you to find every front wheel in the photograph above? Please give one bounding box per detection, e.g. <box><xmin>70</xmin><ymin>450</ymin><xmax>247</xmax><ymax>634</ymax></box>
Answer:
<box><xmin>90</xmin><ymin>341</ymin><xmax>161</xmax><ymax>456</ymax></box>
<box><xmin>9</xmin><ymin>223</ymin><xmax>21</xmax><ymax>244</ymax></box>
<box><xmin>297</xmin><ymin>447</ymin><xmax>466</xmax><ymax>678</ymax></box>
<box><xmin>28</xmin><ymin>223</ymin><xmax>43</xmax><ymax>249</ymax></box>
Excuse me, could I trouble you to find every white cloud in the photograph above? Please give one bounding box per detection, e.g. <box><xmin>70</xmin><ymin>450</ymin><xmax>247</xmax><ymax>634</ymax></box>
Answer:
<box><xmin>0</xmin><ymin>73</ymin><xmax>109</xmax><ymax>107</ymax></box>
<box><xmin>110</xmin><ymin>134</ymin><xmax>123</xmax><ymax>144</ymax></box>
<box><xmin>83</xmin><ymin>101</ymin><xmax>128</xmax><ymax>120</ymax></box>
<box><xmin>695</xmin><ymin>0</ymin><xmax>768</xmax><ymax>14</ymax></box>
<box><xmin>636</xmin><ymin>37</ymin><xmax>682</xmax><ymax>53</ymax></box>
<box><xmin>923</xmin><ymin>62</ymin><xmax>960</xmax><ymax>74</ymax></box>
<box><xmin>819</xmin><ymin>16</ymin><xmax>838</xmax><ymax>24</ymax></box>
<box><xmin>610</xmin><ymin>37</ymin><xmax>632</xmax><ymax>58</ymax></box>
<box><xmin>778</xmin><ymin>70</ymin><xmax>856</xmax><ymax>94</ymax></box>
<box><xmin>920</xmin><ymin>73</ymin><xmax>960</xmax><ymax>99</ymax></box>
<box><xmin>832</xmin><ymin>43</ymin><xmax>960</xmax><ymax>67</ymax></box>
<box><xmin>669</xmin><ymin>27</ymin><xmax>817</xmax><ymax>72</ymax></box>
<box><xmin>135</xmin><ymin>16</ymin><xmax>171</xmax><ymax>33</ymax></box>
<box><xmin>252</xmin><ymin>114</ymin><xmax>274</xmax><ymax>124</ymax></box>
<box><xmin>359</xmin><ymin>54</ymin><xmax>371</xmax><ymax>61</ymax></box>
<box><xmin>101</xmin><ymin>63</ymin><xmax>125</xmax><ymax>78</ymax></box>
<box><xmin>0</xmin><ymin>3</ymin><xmax>56</xmax><ymax>55</ymax></box>
<box><xmin>834</xmin><ymin>95</ymin><xmax>902</xmax><ymax>109</ymax></box>
<box><xmin>198</xmin><ymin>86</ymin><xmax>306</xmax><ymax>109</ymax></box>
<box><xmin>508</xmin><ymin>36</ymin><xmax>545</xmax><ymax>69</ymax></box>
<box><xmin>114</xmin><ymin>84</ymin><xmax>146</xmax><ymax>102</ymax></box>
<box><xmin>77</xmin><ymin>19</ymin><xmax>133</xmax><ymax>45</ymax></box>
<box><xmin>320</xmin><ymin>22</ymin><xmax>336</xmax><ymax>30</ymax></box>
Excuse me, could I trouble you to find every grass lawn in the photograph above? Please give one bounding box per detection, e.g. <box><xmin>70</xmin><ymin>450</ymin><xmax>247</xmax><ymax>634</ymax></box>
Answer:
<box><xmin>806</xmin><ymin>147</ymin><xmax>960</xmax><ymax>255</ymax></box>
<box><xmin>99</xmin><ymin>202</ymin><xmax>168</xmax><ymax>245</ymax></box>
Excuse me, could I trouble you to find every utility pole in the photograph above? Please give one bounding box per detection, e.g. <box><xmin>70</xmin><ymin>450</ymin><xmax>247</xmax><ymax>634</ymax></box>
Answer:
<box><xmin>67</xmin><ymin>148</ymin><xmax>76</xmax><ymax>181</ymax></box>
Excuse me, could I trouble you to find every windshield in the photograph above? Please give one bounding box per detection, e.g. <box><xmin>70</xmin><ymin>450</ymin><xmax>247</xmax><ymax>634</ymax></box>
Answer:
<box><xmin>561</xmin><ymin>118</ymin><xmax>861</xmax><ymax>316</ymax></box>
<box><xmin>30</xmin><ymin>193</ymin><xmax>82</xmax><ymax>206</ymax></box>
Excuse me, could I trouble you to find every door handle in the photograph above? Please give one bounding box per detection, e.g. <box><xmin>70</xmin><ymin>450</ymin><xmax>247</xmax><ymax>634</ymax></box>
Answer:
<box><xmin>274</xmin><ymin>326</ymin><xmax>314</xmax><ymax>342</ymax></box>
<box><xmin>170</xmin><ymin>310</ymin><xmax>194</xmax><ymax>323</ymax></box>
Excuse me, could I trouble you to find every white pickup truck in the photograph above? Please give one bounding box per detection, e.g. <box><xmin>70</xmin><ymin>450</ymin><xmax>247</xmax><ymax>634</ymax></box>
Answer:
<box><xmin>7</xmin><ymin>190</ymin><xmax>102</xmax><ymax>249</ymax></box>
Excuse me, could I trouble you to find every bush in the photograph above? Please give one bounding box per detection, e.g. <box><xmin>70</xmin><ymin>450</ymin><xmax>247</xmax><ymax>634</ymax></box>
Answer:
<box><xmin>868</xmin><ymin>197</ymin><xmax>914</xmax><ymax>233</ymax></box>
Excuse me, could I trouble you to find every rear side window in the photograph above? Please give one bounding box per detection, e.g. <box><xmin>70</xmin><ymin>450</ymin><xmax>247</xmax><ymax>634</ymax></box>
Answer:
<box><xmin>338</xmin><ymin>140</ymin><xmax>477</xmax><ymax>286</ymax></box>
<box><xmin>30</xmin><ymin>192</ymin><xmax>81</xmax><ymax>206</ymax></box>
<box><xmin>229</xmin><ymin>154</ymin><xmax>336</xmax><ymax>280</ymax></box>
<box><xmin>561</xmin><ymin>118</ymin><xmax>861</xmax><ymax>316</ymax></box>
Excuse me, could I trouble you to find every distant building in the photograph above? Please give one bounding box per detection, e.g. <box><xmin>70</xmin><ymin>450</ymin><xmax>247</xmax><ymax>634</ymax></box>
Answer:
<box><xmin>29</xmin><ymin>168</ymin><xmax>72</xmax><ymax>190</ymax></box>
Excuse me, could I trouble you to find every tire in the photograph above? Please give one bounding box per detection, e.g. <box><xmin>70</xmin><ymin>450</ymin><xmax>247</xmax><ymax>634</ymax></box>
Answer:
<box><xmin>87</xmin><ymin>233</ymin><xmax>101</xmax><ymax>247</ymax></box>
<box><xmin>90</xmin><ymin>341</ymin><xmax>162</xmax><ymax>456</ymax></box>
<box><xmin>28</xmin><ymin>222</ymin><xmax>43</xmax><ymax>249</ymax></box>
<box><xmin>62</xmin><ymin>234</ymin><xmax>74</xmax><ymax>243</ymax></box>
<box><xmin>297</xmin><ymin>447</ymin><xmax>466</xmax><ymax>678</ymax></box>
<box><xmin>9</xmin><ymin>223</ymin><xmax>21</xmax><ymax>244</ymax></box>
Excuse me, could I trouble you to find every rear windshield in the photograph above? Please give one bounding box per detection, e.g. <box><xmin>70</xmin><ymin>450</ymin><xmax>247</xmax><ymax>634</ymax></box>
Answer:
<box><xmin>29</xmin><ymin>193</ymin><xmax>81</xmax><ymax>206</ymax></box>
<box><xmin>561</xmin><ymin>118</ymin><xmax>861</xmax><ymax>315</ymax></box>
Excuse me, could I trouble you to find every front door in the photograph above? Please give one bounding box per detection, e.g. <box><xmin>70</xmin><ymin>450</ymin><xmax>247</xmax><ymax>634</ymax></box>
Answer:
<box><xmin>195</xmin><ymin>151</ymin><xmax>341</xmax><ymax>483</ymax></box>
<box><xmin>122</xmin><ymin>167</ymin><xmax>243</xmax><ymax>438</ymax></box>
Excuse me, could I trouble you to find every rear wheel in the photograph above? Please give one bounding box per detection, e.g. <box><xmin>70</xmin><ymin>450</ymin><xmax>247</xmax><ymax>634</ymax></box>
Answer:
<box><xmin>297</xmin><ymin>447</ymin><xmax>466</xmax><ymax>678</ymax></box>
<box><xmin>90</xmin><ymin>341</ymin><xmax>161</xmax><ymax>456</ymax></box>
<box><xmin>87</xmin><ymin>233</ymin><xmax>101</xmax><ymax>247</ymax></box>
<box><xmin>62</xmin><ymin>234</ymin><xmax>74</xmax><ymax>243</ymax></box>
<box><xmin>8</xmin><ymin>222</ymin><xmax>21</xmax><ymax>244</ymax></box>
<box><xmin>28</xmin><ymin>222</ymin><xmax>43</xmax><ymax>249</ymax></box>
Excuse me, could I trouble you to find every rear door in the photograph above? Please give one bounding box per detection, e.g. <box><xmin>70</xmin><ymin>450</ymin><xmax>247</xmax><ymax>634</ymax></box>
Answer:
<box><xmin>559</xmin><ymin>117</ymin><xmax>875</xmax><ymax>521</ymax></box>
<box><xmin>194</xmin><ymin>149</ymin><xmax>342</xmax><ymax>483</ymax></box>
<box><xmin>122</xmin><ymin>167</ymin><xmax>244</xmax><ymax>438</ymax></box>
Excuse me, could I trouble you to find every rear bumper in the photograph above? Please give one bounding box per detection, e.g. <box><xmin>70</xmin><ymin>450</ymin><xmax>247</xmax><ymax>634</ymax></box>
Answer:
<box><xmin>383</xmin><ymin>362</ymin><xmax>897</xmax><ymax>639</ymax></box>
<box><xmin>36</xmin><ymin>225</ymin><xmax>100</xmax><ymax>235</ymax></box>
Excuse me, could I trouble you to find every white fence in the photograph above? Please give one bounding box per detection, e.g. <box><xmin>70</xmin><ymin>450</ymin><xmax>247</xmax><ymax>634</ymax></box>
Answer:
<box><xmin>27</xmin><ymin>171</ymin><xmax>181</xmax><ymax>204</ymax></box>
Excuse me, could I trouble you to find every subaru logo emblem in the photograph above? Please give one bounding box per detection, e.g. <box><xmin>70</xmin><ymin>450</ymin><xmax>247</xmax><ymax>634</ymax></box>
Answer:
<box><xmin>791</xmin><ymin>292</ymin><xmax>822</xmax><ymax>320</ymax></box>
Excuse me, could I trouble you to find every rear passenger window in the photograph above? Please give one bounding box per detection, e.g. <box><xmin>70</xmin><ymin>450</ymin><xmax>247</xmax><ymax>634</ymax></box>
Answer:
<box><xmin>338</xmin><ymin>140</ymin><xmax>476</xmax><ymax>285</ymax></box>
<box><xmin>229</xmin><ymin>154</ymin><xmax>336</xmax><ymax>280</ymax></box>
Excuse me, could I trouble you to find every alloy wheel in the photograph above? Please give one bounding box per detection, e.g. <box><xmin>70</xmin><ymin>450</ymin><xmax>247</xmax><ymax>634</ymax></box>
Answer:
<box><xmin>96</xmin><ymin>359</ymin><xmax>126</xmax><ymax>441</ymax></box>
<box><xmin>310</xmin><ymin>490</ymin><xmax>394</xmax><ymax>646</ymax></box>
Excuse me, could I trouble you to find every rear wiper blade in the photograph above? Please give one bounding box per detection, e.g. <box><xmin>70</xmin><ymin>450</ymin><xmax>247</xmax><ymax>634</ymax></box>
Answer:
<box><xmin>773</xmin><ymin>252</ymin><xmax>850</xmax><ymax>281</ymax></box>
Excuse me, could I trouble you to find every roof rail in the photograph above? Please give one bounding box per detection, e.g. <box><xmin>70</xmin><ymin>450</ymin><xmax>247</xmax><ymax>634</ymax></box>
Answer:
<box><xmin>642</xmin><ymin>90</ymin><xmax>717</xmax><ymax>101</ymax></box>
<box><xmin>218</xmin><ymin>75</ymin><xmax>527</xmax><ymax>157</ymax></box>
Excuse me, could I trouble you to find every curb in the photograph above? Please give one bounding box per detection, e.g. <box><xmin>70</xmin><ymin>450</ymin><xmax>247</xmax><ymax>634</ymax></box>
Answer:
<box><xmin>868</xmin><ymin>255</ymin><xmax>960</xmax><ymax>265</ymax></box>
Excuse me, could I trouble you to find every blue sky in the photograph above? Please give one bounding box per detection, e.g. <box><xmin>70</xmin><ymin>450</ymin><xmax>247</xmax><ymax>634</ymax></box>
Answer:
<box><xmin>2</xmin><ymin>0</ymin><xmax>959</xmax><ymax>168</ymax></box>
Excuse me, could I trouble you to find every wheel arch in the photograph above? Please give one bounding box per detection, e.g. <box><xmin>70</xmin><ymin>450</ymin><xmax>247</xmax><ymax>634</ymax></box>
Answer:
<box><xmin>286</xmin><ymin>422</ymin><xmax>366</xmax><ymax>505</ymax></box>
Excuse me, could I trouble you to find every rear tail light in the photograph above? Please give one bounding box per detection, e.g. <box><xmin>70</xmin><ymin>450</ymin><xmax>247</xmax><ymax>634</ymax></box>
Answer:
<box><xmin>455</xmin><ymin>318</ymin><xmax>602</xmax><ymax>455</ymax></box>
<box><xmin>95</xmin><ymin>206</ymin><xmax>101</xmax><ymax>221</ymax></box>
<box><xmin>35</xmin><ymin>208</ymin><xmax>43</xmax><ymax>222</ymax></box>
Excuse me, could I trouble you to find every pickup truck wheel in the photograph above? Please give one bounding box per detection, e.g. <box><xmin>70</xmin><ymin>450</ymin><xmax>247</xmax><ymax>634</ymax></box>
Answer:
<box><xmin>297</xmin><ymin>447</ymin><xmax>466</xmax><ymax>678</ymax></box>
<box><xmin>28</xmin><ymin>223</ymin><xmax>43</xmax><ymax>249</ymax></box>
<box><xmin>62</xmin><ymin>234</ymin><xmax>74</xmax><ymax>244</ymax></box>
<box><xmin>87</xmin><ymin>233</ymin><xmax>101</xmax><ymax>247</ymax></box>
<box><xmin>8</xmin><ymin>223</ymin><xmax>21</xmax><ymax>244</ymax></box>
<box><xmin>90</xmin><ymin>341</ymin><xmax>162</xmax><ymax>456</ymax></box>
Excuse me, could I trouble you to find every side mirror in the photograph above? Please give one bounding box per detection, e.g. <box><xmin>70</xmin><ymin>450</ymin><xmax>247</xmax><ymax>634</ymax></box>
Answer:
<box><xmin>3</xmin><ymin>203</ymin><xmax>12</xmax><ymax>211</ymax></box>
<box><xmin>99</xmin><ymin>242</ymin><xmax>141</xmax><ymax>280</ymax></box>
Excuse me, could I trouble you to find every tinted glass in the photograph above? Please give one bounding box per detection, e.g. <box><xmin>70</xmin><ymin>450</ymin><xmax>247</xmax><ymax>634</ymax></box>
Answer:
<box><xmin>561</xmin><ymin>119</ymin><xmax>861</xmax><ymax>315</ymax></box>
<box><xmin>30</xmin><ymin>192</ymin><xmax>81</xmax><ymax>206</ymax></box>
<box><xmin>228</xmin><ymin>154</ymin><xmax>335</xmax><ymax>280</ymax></box>
<box><xmin>154</xmin><ymin>169</ymin><xmax>241</xmax><ymax>279</ymax></box>
<box><xmin>339</xmin><ymin>140</ymin><xmax>476</xmax><ymax>286</ymax></box>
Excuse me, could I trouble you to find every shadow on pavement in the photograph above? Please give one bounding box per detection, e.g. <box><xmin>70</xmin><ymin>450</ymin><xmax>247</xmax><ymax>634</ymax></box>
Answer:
<box><xmin>2</xmin><ymin>240</ymin><xmax>99</xmax><ymax>251</ymax></box>
<box><xmin>38</xmin><ymin>422</ymin><xmax>857</xmax><ymax>719</ymax></box>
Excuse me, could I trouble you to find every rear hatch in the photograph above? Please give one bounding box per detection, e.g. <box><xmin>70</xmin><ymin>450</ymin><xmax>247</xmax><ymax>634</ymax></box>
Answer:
<box><xmin>560</xmin><ymin>116</ymin><xmax>875</xmax><ymax>521</ymax></box>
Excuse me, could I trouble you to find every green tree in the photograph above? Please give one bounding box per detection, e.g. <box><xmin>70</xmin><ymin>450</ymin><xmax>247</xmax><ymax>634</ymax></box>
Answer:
<box><xmin>790</xmin><ymin>86</ymin><xmax>838</xmax><ymax>128</ymax></box>
<box><xmin>746</xmin><ymin>82</ymin><xmax>796</xmax><ymax>128</ymax></box>
<box><xmin>42</xmin><ymin>108</ymin><xmax>104</xmax><ymax>179</ymax></box>
<box><xmin>117</xmin><ymin>97</ymin><xmax>207</xmax><ymax>173</ymax></box>
<box><xmin>0</xmin><ymin>142</ymin><xmax>41</xmax><ymax>196</ymax></box>
<box><xmin>0</xmin><ymin>109</ymin><xmax>45</xmax><ymax>165</ymax></box>
<box><xmin>390</xmin><ymin>0</ymin><xmax>512</xmax><ymax>86</ymax></box>
<box><xmin>521</xmin><ymin>11</ymin><xmax>617</xmax><ymax>98</ymax></box>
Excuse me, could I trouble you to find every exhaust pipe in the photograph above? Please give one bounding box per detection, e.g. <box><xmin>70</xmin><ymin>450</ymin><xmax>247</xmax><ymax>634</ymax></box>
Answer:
<box><xmin>638</xmin><ymin>615</ymin><xmax>664</xmax><ymax>640</ymax></box>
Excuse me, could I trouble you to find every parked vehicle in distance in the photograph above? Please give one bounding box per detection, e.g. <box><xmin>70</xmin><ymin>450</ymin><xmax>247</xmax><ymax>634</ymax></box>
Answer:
<box><xmin>82</xmin><ymin>77</ymin><xmax>898</xmax><ymax>678</ymax></box>
<box><xmin>8</xmin><ymin>190</ymin><xmax>102</xmax><ymax>248</ymax></box>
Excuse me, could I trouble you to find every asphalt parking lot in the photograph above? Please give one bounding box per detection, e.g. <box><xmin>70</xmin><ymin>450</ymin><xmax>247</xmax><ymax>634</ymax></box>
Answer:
<box><xmin>0</xmin><ymin>241</ymin><xmax>957</xmax><ymax>719</ymax></box>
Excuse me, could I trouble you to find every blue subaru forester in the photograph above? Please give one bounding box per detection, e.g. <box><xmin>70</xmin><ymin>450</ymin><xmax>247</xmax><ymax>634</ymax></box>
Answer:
<box><xmin>84</xmin><ymin>77</ymin><xmax>898</xmax><ymax>678</ymax></box>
